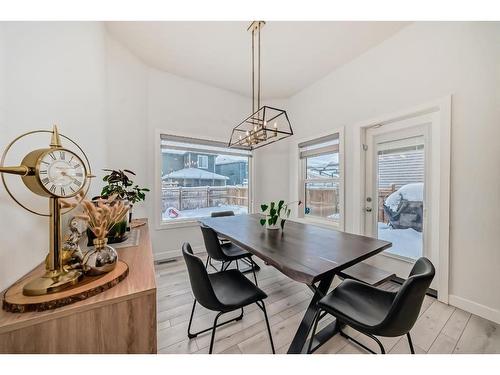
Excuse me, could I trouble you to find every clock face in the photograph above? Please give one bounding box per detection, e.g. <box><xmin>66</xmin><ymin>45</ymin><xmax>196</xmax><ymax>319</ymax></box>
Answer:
<box><xmin>37</xmin><ymin>149</ymin><xmax>86</xmax><ymax>197</ymax></box>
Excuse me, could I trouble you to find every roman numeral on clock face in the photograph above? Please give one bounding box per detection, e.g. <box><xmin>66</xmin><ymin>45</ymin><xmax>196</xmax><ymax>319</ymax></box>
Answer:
<box><xmin>49</xmin><ymin>185</ymin><xmax>56</xmax><ymax>193</ymax></box>
<box><xmin>60</xmin><ymin>187</ymin><xmax>66</xmax><ymax>196</ymax></box>
<box><xmin>74</xmin><ymin>180</ymin><xmax>82</xmax><ymax>187</ymax></box>
<box><xmin>42</xmin><ymin>177</ymin><xmax>50</xmax><ymax>185</ymax></box>
<box><xmin>59</xmin><ymin>151</ymin><xmax>65</xmax><ymax>160</ymax></box>
<box><xmin>49</xmin><ymin>152</ymin><xmax>56</xmax><ymax>160</ymax></box>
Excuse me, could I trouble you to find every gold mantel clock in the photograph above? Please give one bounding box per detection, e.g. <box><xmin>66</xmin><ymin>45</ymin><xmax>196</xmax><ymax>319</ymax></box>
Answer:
<box><xmin>0</xmin><ymin>126</ymin><xmax>93</xmax><ymax>296</ymax></box>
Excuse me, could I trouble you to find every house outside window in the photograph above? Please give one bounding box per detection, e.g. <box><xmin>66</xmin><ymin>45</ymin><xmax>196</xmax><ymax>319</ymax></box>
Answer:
<box><xmin>160</xmin><ymin>134</ymin><xmax>251</xmax><ymax>223</ymax></box>
<box><xmin>298</xmin><ymin>132</ymin><xmax>344</xmax><ymax>229</ymax></box>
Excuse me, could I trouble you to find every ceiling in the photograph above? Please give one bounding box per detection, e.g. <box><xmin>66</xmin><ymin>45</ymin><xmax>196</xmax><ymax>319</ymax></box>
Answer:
<box><xmin>106</xmin><ymin>21</ymin><xmax>410</xmax><ymax>99</ymax></box>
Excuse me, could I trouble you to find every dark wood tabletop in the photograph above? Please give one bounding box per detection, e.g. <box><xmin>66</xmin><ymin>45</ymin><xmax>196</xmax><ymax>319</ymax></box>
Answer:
<box><xmin>199</xmin><ymin>214</ymin><xmax>392</xmax><ymax>285</ymax></box>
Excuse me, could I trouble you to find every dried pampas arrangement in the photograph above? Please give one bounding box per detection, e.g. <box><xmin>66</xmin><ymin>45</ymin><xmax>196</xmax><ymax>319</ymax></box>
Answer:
<box><xmin>76</xmin><ymin>194</ymin><xmax>129</xmax><ymax>240</ymax></box>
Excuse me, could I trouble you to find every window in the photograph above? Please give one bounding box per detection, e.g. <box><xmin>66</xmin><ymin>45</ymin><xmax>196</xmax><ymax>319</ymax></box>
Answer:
<box><xmin>197</xmin><ymin>155</ymin><xmax>208</xmax><ymax>169</ymax></box>
<box><xmin>160</xmin><ymin>134</ymin><xmax>251</xmax><ymax>222</ymax></box>
<box><xmin>298</xmin><ymin>132</ymin><xmax>343</xmax><ymax>228</ymax></box>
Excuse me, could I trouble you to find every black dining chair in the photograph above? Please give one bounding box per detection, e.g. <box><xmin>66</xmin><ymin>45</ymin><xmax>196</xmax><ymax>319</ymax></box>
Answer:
<box><xmin>210</xmin><ymin>211</ymin><xmax>261</xmax><ymax>275</ymax></box>
<box><xmin>200</xmin><ymin>223</ymin><xmax>258</xmax><ymax>285</ymax></box>
<box><xmin>182</xmin><ymin>242</ymin><xmax>275</xmax><ymax>354</ymax></box>
<box><xmin>308</xmin><ymin>257</ymin><xmax>435</xmax><ymax>354</ymax></box>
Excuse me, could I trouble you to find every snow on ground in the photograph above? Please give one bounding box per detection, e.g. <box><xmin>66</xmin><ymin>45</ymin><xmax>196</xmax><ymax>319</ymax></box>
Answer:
<box><xmin>378</xmin><ymin>222</ymin><xmax>422</xmax><ymax>260</ymax></box>
<box><xmin>162</xmin><ymin>205</ymin><xmax>248</xmax><ymax>221</ymax></box>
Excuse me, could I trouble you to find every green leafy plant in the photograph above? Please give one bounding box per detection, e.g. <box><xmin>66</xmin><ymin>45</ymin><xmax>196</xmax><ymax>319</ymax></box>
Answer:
<box><xmin>101</xmin><ymin>169</ymin><xmax>150</xmax><ymax>204</ymax></box>
<box><xmin>259</xmin><ymin>200</ymin><xmax>302</xmax><ymax>230</ymax></box>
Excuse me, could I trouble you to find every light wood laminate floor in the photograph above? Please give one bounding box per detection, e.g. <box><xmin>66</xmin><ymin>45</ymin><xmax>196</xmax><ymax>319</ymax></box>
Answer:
<box><xmin>156</xmin><ymin>256</ymin><xmax>500</xmax><ymax>354</ymax></box>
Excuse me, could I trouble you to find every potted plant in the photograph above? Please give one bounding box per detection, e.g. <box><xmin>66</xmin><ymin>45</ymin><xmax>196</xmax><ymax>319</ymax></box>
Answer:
<box><xmin>87</xmin><ymin>169</ymin><xmax>149</xmax><ymax>244</ymax></box>
<box><xmin>259</xmin><ymin>200</ymin><xmax>302</xmax><ymax>230</ymax></box>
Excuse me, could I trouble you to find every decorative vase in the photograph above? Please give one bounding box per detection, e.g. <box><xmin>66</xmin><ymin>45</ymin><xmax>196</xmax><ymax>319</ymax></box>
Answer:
<box><xmin>82</xmin><ymin>238</ymin><xmax>118</xmax><ymax>276</ymax></box>
<box><xmin>265</xmin><ymin>218</ymin><xmax>281</xmax><ymax>230</ymax></box>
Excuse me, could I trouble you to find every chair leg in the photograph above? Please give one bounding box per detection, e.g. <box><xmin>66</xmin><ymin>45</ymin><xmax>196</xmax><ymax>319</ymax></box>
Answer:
<box><xmin>257</xmin><ymin>301</ymin><xmax>275</xmax><ymax>354</ymax></box>
<box><xmin>209</xmin><ymin>258</ymin><xmax>219</xmax><ymax>272</ymax></box>
<box><xmin>339</xmin><ymin>327</ymin><xmax>386</xmax><ymax>354</ymax></box>
<box><xmin>209</xmin><ymin>312</ymin><xmax>224</xmax><ymax>354</ymax></box>
<box><xmin>407</xmin><ymin>332</ymin><xmax>415</xmax><ymax>354</ymax></box>
<box><xmin>187</xmin><ymin>300</ymin><xmax>197</xmax><ymax>339</ymax></box>
<box><xmin>205</xmin><ymin>257</ymin><xmax>210</xmax><ymax>269</ymax></box>
<box><xmin>188</xmin><ymin>307</ymin><xmax>244</xmax><ymax>339</ymax></box>
<box><xmin>307</xmin><ymin>309</ymin><xmax>321</xmax><ymax>354</ymax></box>
<box><xmin>250</xmin><ymin>258</ymin><xmax>258</xmax><ymax>286</ymax></box>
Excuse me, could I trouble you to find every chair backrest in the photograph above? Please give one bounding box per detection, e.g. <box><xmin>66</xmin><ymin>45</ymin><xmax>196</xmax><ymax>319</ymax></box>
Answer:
<box><xmin>182</xmin><ymin>242</ymin><xmax>222</xmax><ymax>311</ymax></box>
<box><xmin>200</xmin><ymin>223</ymin><xmax>227</xmax><ymax>261</ymax></box>
<box><xmin>379</xmin><ymin>257</ymin><xmax>435</xmax><ymax>336</ymax></box>
<box><xmin>211</xmin><ymin>210</ymin><xmax>235</xmax><ymax>218</ymax></box>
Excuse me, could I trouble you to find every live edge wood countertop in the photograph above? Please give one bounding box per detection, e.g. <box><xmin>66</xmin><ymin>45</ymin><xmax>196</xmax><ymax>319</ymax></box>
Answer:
<box><xmin>0</xmin><ymin>219</ymin><xmax>157</xmax><ymax>354</ymax></box>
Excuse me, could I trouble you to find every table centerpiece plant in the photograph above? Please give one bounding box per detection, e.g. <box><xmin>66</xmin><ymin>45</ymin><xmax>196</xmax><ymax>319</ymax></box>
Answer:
<box><xmin>259</xmin><ymin>200</ymin><xmax>302</xmax><ymax>230</ymax></box>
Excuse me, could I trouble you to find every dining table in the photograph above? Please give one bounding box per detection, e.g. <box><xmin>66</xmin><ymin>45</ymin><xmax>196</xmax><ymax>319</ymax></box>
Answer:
<box><xmin>199</xmin><ymin>213</ymin><xmax>392</xmax><ymax>354</ymax></box>
<box><xmin>199</xmin><ymin>214</ymin><xmax>392</xmax><ymax>354</ymax></box>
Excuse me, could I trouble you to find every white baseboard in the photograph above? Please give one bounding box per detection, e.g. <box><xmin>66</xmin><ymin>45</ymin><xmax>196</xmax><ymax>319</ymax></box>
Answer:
<box><xmin>154</xmin><ymin>245</ymin><xmax>205</xmax><ymax>262</ymax></box>
<box><xmin>449</xmin><ymin>294</ymin><xmax>500</xmax><ymax>324</ymax></box>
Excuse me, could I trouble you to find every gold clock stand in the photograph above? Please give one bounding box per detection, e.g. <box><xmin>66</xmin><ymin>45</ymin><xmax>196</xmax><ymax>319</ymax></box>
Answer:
<box><xmin>22</xmin><ymin>197</ymin><xmax>83</xmax><ymax>296</ymax></box>
<box><xmin>0</xmin><ymin>126</ymin><xmax>92</xmax><ymax>296</ymax></box>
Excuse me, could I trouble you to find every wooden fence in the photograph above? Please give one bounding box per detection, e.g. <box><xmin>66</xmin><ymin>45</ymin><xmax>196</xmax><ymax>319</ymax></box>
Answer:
<box><xmin>378</xmin><ymin>183</ymin><xmax>397</xmax><ymax>223</ymax></box>
<box><xmin>305</xmin><ymin>186</ymin><xmax>338</xmax><ymax>218</ymax></box>
<box><xmin>162</xmin><ymin>185</ymin><xmax>248</xmax><ymax>212</ymax></box>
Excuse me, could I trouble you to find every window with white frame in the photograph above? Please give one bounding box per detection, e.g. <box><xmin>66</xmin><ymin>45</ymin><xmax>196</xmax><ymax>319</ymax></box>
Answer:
<box><xmin>160</xmin><ymin>134</ymin><xmax>251</xmax><ymax>222</ymax></box>
<box><xmin>197</xmin><ymin>155</ymin><xmax>208</xmax><ymax>169</ymax></box>
<box><xmin>298</xmin><ymin>132</ymin><xmax>343</xmax><ymax>227</ymax></box>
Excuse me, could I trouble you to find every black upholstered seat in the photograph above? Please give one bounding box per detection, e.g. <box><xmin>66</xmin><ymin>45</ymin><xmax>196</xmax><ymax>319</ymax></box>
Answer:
<box><xmin>318</xmin><ymin>280</ymin><xmax>397</xmax><ymax>332</ymax></box>
<box><xmin>220</xmin><ymin>242</ymin><xmax>251</xmax><ymax>260</ymax></box>
<box><xmin>200</xmin><ymin>223</ymin><xmax>258</xmax><ymax>285</ymax></box>
<box><xmin>209</xmin><ymin>270</ymin><xmax>267</xmax><ymax>311</ymax></box>
<box><xmin>182</xmin><ymin>243</ymin><xmax>274</xmax><ymax>354</ymax></box>
<box><xmin>309</xmin><ymin>257</ymin><xmax>435</xmax><ymax>354</ymax></box>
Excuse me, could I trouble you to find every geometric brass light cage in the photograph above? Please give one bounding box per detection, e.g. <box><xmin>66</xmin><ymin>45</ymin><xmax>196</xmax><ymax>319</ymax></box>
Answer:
<box><xmin>228</xmin><ymin>21</ymin><xmax>293</xmax><ymax>150</ymax></box>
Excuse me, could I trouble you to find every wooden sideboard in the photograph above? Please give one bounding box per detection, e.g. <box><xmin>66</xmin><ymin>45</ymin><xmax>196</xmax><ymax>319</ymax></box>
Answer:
<box><xmin>0</xmin><ymin>220</ymin><xmax>157</xmax><ymax>353</ymax></box>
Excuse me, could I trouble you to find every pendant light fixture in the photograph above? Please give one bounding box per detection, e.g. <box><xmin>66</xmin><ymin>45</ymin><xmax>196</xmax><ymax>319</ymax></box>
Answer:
<box><xmin>228</xmin><ymin>21</ymin><xmax>293</xmax><ymax>150</ymax></box>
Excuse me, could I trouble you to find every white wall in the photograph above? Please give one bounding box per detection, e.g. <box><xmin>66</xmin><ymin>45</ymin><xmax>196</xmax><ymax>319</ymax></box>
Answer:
<box><xmin>105</xmin><ymin>35</ymin><xmax>252</xmax><ymax>259</ymax></box>
<box><xmin>105</xmin><ymin>34</ymin><xmax>149</xmax><ymax>218</ymax></box>
<box><xmin>0</xmin><ymin>22</ymin><xmax>108</xmax><ymax>291</ymax></box>
<box><xmin>284</xmin><ymin>22</ymin><xmax>500</xmax><ymax>321</ymax></box>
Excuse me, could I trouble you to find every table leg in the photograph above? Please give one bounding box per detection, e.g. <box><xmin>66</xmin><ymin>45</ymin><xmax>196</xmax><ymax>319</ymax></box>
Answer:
<box><xmin>287</xmin><ymin>273</ymin><xmax>338</xmax><ymax>354</ymax></box>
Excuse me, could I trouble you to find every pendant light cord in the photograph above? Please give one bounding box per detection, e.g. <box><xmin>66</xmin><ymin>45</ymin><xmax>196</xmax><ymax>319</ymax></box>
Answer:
<box><xmin>251</xmin><ymin>25</ymin><xmax>255</xmax><ymax>114</ymax></box>
<box><xmin>258</xmin><ymin>22</ymin><xmax>261</xmax><ymax>111</ymax></box>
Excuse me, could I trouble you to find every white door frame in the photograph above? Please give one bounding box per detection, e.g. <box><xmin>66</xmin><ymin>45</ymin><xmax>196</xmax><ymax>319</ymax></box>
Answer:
<box><xmin>350</xmin><ymin>96</ymin><xmax>451</xmax><ymax>303</ymax></box>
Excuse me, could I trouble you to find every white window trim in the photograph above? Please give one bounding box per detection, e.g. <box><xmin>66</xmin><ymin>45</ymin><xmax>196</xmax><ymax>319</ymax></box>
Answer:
<box><xmin>351</xmin><ymin>96</ymin><xmax>451</xmax><ymax>304</ymax></box>
<box><xmin>154</xmin><ymin>129</ymin><xmax>253</xmax><ymax>230</ymax></box>
<box><xmin>197</xmin><ymin>155</ymin><xmax>208</xmax><ymax>169</ymax></box>
<box><xmin>293</xmin><ymin>128</ymin><xmax>345</xmax><ymax>231</ymax></box>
